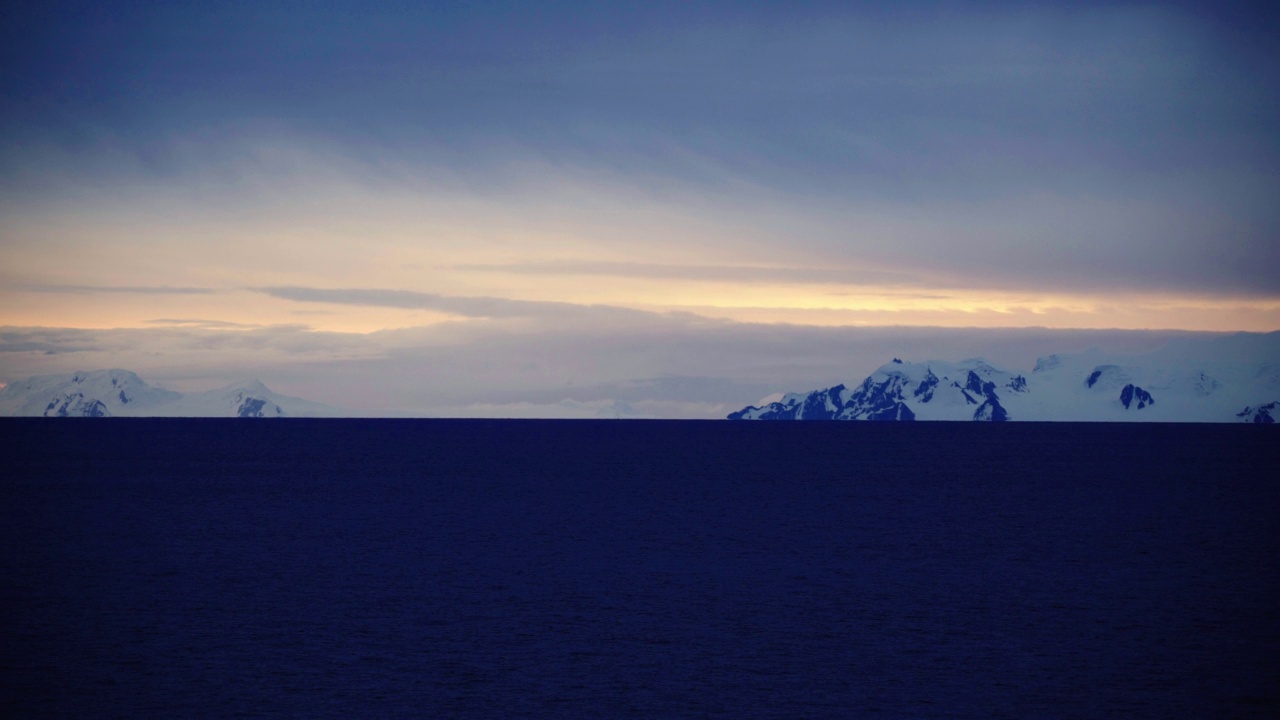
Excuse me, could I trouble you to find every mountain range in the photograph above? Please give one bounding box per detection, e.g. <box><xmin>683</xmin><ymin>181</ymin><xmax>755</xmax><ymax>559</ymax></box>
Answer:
<box><xmin>730</xmin><ymin>334</ymin><xmax>1280</xmax><ymax>423</ymax></box>
<box><xmin>0</xmin><ymin>370</ymin><xmax>339</xmax><ymax>418</ymax></box>
<box><xmin>3</xmin><ymin>333</ymin><xmax>1277</xmax><ymax>421</ymax></box>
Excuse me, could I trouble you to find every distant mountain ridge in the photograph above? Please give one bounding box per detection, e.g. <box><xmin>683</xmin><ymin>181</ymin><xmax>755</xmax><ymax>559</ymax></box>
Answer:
<box><xmin>730</xmin><ymin>335</ymin><xmax>1280</xmax><ymax>423</ymax></box>
<box><xmin>0</xmin><ymin>370</ymin><xmax>338</xmax><ymax>418</ymax></box>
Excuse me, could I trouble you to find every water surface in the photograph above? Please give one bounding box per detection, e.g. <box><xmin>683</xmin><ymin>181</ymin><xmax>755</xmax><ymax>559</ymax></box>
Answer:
<box><xmin>2</xmin><ymin>419</ymin><xmax>1276</xmax><ymax>718</ymax></box>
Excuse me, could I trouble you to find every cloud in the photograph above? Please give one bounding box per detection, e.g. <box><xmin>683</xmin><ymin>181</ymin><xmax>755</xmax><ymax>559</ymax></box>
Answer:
<box><xmin>0</xmin><ymin>327</ymin><xmax>100</xmax><ymax>354</ymax></box>
<box><xmin>1</xmin><ymin>3</ymin><xmax>1278</xmax><ymax>314</ymax></box>
<box><xmin>258</xmin><ymin>286</ymin><xmax>549</xmax><ymax>316</ymax></box>
<box><xmin>146</xmin><ymin>318</ymin><xmax>275</xmax><ymax>329</ymax></box>
<box><xmin>254</xmin><ymin>285</ymin><xmax>697</xmax><ymax>324</ymax></box>
<box><xmin>452</xmin><ymin>261</ymin><xmax>921</xmax><ymax>286</ymax></box>
<box><xmin>15</xmin><ymin>284</ymin><xmax>217</xmax><ymax>295</ymax></box>
<box><xmin>0</xmin><ymin>323</ymin><xmax>380</xmax><ymax>382</ymax></box>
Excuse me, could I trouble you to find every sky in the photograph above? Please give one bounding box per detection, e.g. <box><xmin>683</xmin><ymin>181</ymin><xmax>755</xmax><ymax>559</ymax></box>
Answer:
<box><xmin>2</xmin><ymin>1</ymin><xmax>1278</xmax><ymax>416</ymax></box>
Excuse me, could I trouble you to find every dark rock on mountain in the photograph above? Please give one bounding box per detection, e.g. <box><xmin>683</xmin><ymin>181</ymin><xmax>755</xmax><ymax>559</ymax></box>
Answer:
<box><xmin>1237</xmin><ymin>402</ymin><xmax>1277</xmax><ymax>424</ymax></box>
<box><xmin>1119</xmin><ymin>384</ymin><xmax>1155</xmax><ymax>410</ymax></box>
<box><xmin>44</xmin><ymin>392</ymin><xmax>110</xmax><ymax>417</ymax></box>
<box><xmin>730</xmin><ymin>359</ymin><xmax>1022</xmax><ymax>422</ymax></box>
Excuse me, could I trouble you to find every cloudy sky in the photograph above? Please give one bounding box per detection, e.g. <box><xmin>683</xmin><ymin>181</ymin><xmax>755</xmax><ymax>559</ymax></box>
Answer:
<box><xmin>2</xmin><ymin>1</ymin><xmax>1278</xmax><ymax>416</ymax></box>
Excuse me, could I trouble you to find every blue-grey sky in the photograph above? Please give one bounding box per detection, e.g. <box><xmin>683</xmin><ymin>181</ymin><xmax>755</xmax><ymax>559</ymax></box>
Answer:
<box><xmin>2</xmin><ymin>1</ymin><xmax>1278</xmax><ymax>414</ymax></box>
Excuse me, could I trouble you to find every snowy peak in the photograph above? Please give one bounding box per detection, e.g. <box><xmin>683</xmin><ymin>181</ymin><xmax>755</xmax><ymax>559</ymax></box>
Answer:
<box><xmin>0</xmin><ymin>370</ymin><xmax>338</xmax><ymax>417</ymax></box>
<box><xmin>0</xmin><ymin>369</ymin><xmax>182</xmax><ymax>417</ymax></box>
<box><xmin>730</xmin><ymin>358</ymin><xmax>1029</xmax><ymax>422</ymax></box>
<box><xmin>205</xmin><ymin>382</ymin><xmax>288</xmax><ymax>418</ymax></box>
<box><xmin>847</xmin><ymin>374</ymin><xmax>915</xmax><ymax>421</ymax></box>
<box><xmin>236</xmin><ymin>379</ymin><xmax>272</xmax><ymax>395</ymax></box>
<box><xmin>727</xmin><ymin>384</ymin><xmax>847</xmax><ymax>420</ymax></box>
<box><xmin>729</xmin><ymin>334</ymin><xmax>1280</xmax><ymax>423</ymax></box>
<box><xmin>855</xmin><ymin>358</ymin><xmax>1027</xmax><ymax>422</ymax></box>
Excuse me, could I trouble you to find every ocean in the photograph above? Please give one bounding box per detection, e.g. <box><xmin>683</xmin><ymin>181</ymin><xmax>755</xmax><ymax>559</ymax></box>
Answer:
<box><xmin>2</xmin><ymin>419</ymin><xmax>1277</xmax><ymax>718</ymax></box>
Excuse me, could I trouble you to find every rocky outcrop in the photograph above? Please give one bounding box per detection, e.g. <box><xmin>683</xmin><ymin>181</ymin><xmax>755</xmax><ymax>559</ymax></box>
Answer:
<box><xmin>1119</xmin><ymin>384</ymin><xmax>1155</xmax><ymax>410</ymax></box>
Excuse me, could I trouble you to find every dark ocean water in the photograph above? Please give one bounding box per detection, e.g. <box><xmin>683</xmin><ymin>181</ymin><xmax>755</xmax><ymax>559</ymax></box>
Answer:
<box><xmin>1</xmin><ymin>419</ymin><xmax>1277</xmax><ymax>718</ymax></box>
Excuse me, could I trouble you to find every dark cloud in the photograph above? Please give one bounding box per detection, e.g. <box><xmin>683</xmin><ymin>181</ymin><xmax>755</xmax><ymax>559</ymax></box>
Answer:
<box><xmin>2</xmin><ymin>3</ymin><xmax>1278</xmax><ymax>301</ymax></box>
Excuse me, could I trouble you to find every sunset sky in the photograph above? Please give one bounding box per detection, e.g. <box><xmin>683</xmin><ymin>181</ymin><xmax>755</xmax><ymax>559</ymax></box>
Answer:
<box><xmin>2</xmin><ymin>1</ymin><xmax>1278</xmax><ymax>416</ymax></box>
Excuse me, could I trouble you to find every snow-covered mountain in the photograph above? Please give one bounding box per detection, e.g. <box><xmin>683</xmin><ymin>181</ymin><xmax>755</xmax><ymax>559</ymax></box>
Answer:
<box><xmin>0</xmin><ymin>370</ymin><xmax>339</xmax><ymax>418</ymax></box>
<box><xmin>730</xmin><ymin>335</ymin><xmax>1280</xmax><ymax>423</ymax></box>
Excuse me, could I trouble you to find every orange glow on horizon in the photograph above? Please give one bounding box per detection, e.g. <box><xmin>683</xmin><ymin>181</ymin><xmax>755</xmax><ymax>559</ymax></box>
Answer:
<box><xmin>1</xmin><ymin>281</ymin><xmax>1276</xmax><ymax>334</ymax></box>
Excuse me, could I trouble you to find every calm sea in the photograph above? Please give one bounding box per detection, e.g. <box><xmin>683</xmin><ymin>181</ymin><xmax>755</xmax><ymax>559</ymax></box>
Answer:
<box><xmin>2</xmin><ymin>419</ymin><xmax>1276</xmax><ymax>718</ymax></box>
